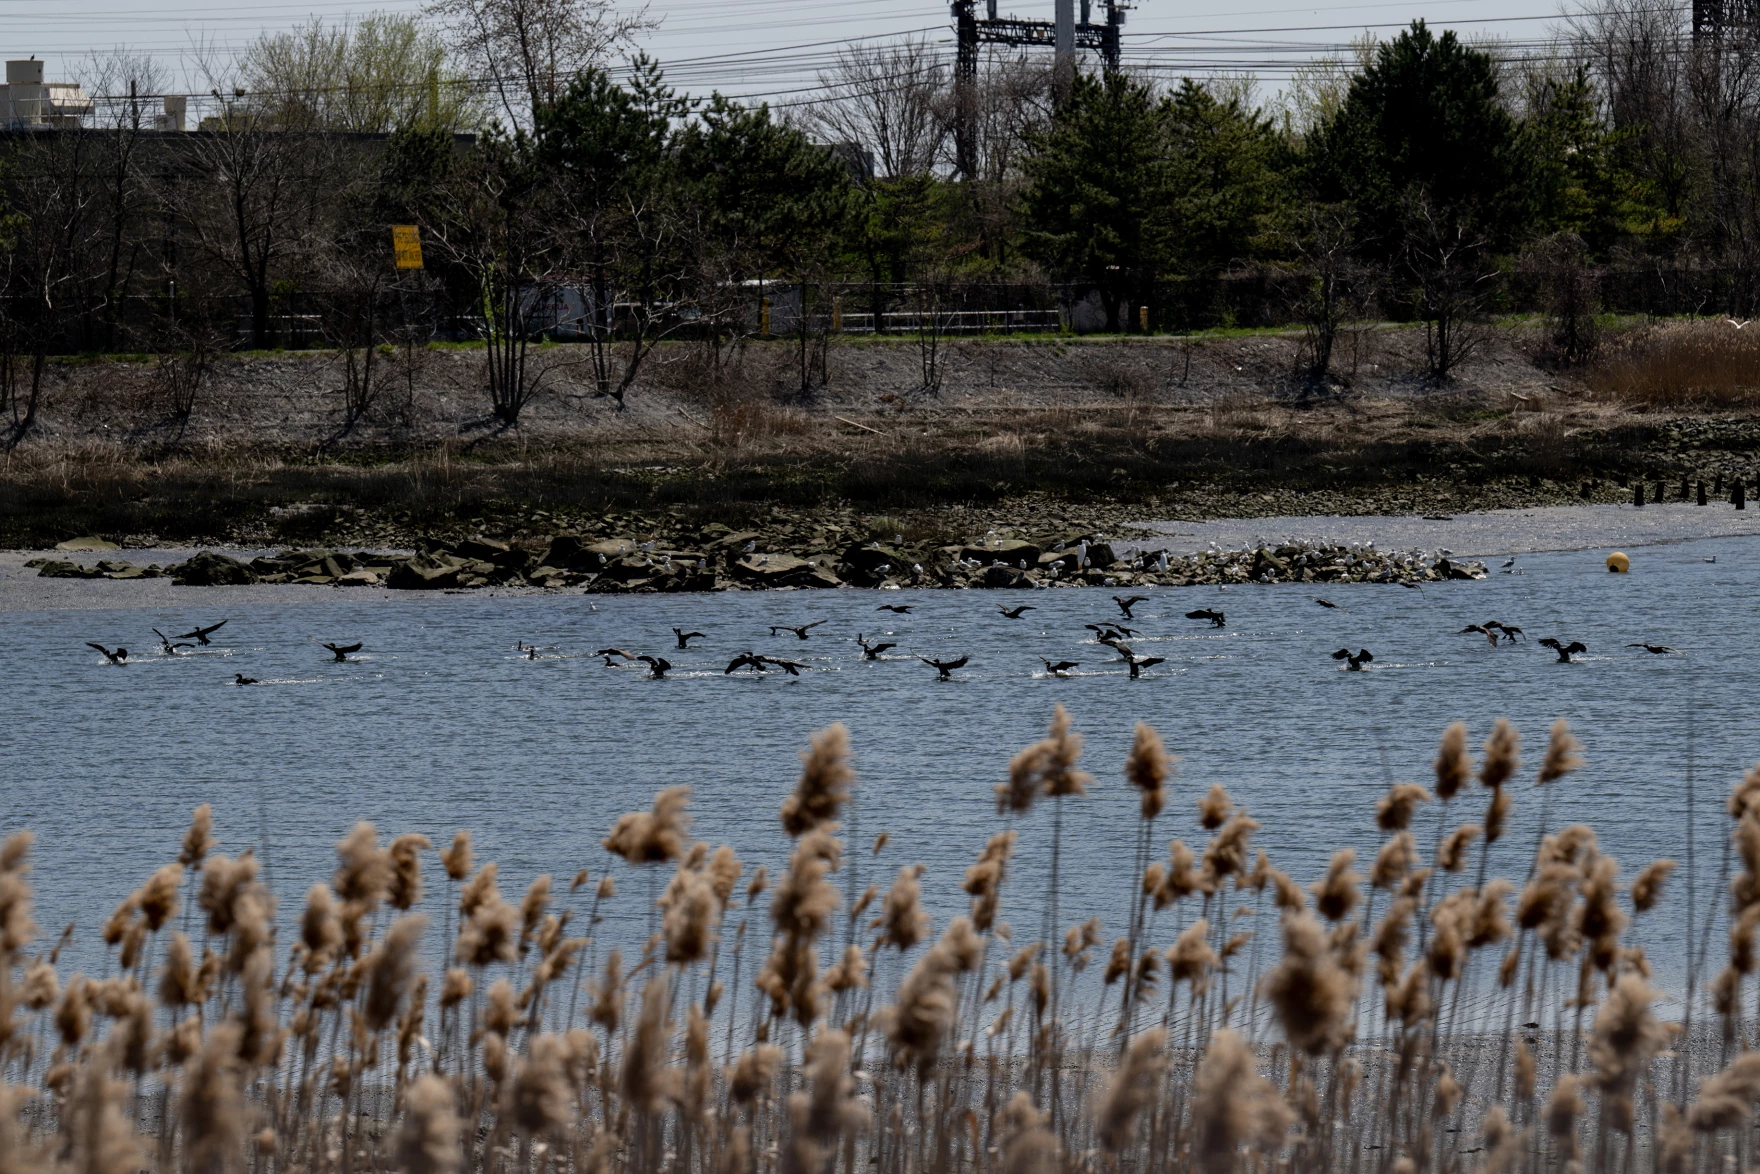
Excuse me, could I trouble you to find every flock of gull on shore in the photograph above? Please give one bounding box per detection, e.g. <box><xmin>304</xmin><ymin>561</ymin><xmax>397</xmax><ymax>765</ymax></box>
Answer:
<box><xmin>78</xmin><ymin>569</ymin><xmax>1687</xmax><ymax>685</ymax></box>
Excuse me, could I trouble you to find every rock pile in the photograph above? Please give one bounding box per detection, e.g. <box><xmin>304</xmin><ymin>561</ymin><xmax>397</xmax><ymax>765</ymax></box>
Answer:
<box><xmin>28</xmin><ymin>533</ymin><xmax>1482</xmax><ymax>592</ymax></box>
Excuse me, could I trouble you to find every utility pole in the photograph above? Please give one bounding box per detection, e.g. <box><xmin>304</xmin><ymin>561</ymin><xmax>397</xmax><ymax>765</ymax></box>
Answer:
<box><xmin>951</xmin><ymin>0</ymin><xmax>1131</xmax><ymax>179</ymax></box>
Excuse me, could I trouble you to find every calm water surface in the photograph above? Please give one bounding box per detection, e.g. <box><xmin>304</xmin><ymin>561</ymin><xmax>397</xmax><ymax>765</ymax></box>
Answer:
<box><xmin>7</xmin><ymin>536</ymin><xmax>1756</xmax><ymax>1002</ymax></box>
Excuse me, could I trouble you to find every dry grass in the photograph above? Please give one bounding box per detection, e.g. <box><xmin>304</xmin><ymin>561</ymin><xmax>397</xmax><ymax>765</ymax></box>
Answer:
<box><xmin>1</xmin><ymin>712</ymin><xmax>1756</xmax><ymax>1172</ymax></box>
<box><xmin>1585</xmin><ymin>320</ymin><xmax>1760</xmax><ymax>409</ymax></box>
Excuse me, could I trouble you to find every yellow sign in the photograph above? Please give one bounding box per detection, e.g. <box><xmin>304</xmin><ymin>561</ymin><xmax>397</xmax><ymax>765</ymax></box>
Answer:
<box><xmin>391</xmin><ymin>225</ymin><xmax>424</xmax><ymax>270</ymax></box>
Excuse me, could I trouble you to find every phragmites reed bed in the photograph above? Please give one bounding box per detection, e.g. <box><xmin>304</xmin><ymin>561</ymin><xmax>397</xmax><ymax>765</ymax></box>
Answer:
<box><xmin>1</xmin><ymin>714</ymin><xmax>1751</xmax><ymax>1173</ymax></box>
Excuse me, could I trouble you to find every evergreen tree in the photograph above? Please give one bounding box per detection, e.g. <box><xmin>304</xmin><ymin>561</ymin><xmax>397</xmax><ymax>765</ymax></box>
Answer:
<box><xmin>1021</xmin><ymin>70</ymin><xmax>1170</xmax><ymax>331</ymax></box>
<box><xmin>1162</xmin><ymin>79</ymin><xmax>1288</xmax><ymax>277</ymax></box>
<box><xmin>1310</xmin><ymin>21</ymin><xmax>1532</xmax><ymax>252</ymax></box>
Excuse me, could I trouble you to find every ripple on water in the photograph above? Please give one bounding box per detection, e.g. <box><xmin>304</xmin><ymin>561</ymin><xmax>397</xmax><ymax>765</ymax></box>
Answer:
<box><xmin>6</xmin><ymin>535</ymin><xmax>1755</xmax><ymax>999</ymax></box>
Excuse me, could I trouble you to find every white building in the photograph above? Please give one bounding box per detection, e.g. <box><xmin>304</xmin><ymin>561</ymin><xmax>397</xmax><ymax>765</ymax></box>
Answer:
<box><xmin>0</xmin><ymin>59</ymin><xmax>93</xmax><ymax>128</ymax></box>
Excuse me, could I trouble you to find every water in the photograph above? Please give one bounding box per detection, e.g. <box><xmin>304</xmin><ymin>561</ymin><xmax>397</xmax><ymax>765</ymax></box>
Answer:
<box><xmin>6</xmin><ymin>535</ymin><xmax>1756</xmax><ymax>1005</ymax></box>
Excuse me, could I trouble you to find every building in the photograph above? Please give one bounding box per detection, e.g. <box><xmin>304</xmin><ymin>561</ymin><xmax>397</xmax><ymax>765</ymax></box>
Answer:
<box><xmin>0</xmin><ymin>60</ymin><xmax>93</xmax><ymax>129</ymax></box>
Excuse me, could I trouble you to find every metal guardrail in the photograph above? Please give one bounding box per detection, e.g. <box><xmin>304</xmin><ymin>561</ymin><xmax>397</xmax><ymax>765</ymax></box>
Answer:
<box><xmin>833</xmin><ymin>309</ymin><xmax>1062</xmax><ymax>334</ymax></box>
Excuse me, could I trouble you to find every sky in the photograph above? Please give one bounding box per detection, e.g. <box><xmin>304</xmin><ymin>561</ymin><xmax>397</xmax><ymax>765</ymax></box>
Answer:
<box><xmin>6</xmin><ymin>0</ymin><xmax>1579</xmax><ymax>109</ymax></box>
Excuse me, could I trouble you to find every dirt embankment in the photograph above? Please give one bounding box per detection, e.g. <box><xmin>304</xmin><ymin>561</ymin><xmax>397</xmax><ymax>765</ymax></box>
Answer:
<box><xmin>4</xmin><ymin>325</ymin><xmax>1760</xmax><ymax>552</ymax></box>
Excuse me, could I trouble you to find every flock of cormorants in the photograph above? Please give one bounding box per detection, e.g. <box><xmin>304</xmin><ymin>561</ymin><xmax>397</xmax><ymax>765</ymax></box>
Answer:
<box><xmin>80</xmin><ymin>590</ymin><xmax>1686</xmax><ymax>684</ymax></box>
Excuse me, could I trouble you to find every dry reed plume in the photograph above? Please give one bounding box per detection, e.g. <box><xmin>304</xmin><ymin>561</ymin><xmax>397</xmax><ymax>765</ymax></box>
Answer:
<box><xmin>0</xmin><ymin>713</ymin><xmax>1744</xmax><ymax>1172</ymax></box>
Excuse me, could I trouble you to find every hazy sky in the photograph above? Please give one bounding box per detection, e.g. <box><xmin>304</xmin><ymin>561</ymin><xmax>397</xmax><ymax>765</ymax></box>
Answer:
<box><xmin>9</xmin><ymin>0</ymin><xmax>1573</xmax><ymax>107</ymax></box>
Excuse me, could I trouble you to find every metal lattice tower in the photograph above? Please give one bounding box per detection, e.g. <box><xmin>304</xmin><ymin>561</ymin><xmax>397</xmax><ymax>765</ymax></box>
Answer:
<box><xmin>952</xmin><ymin>0</ymin><xmax>1131</xmax><ymax>178</ymax></box>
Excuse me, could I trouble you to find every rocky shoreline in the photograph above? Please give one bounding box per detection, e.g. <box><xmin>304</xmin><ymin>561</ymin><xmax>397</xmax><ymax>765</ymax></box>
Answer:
<box><xmin>27</xmin><ymin>527</ymin><xmax>1485</xmax><ymax>593</ymax></box>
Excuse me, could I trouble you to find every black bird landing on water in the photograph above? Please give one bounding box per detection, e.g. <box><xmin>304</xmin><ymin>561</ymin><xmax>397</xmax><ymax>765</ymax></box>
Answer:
<box><xmin>673</xmin><ymin>628</ymin><xmax>705</xmax><ymax>649</ymax></box>
<box><xmin>86</xmin><ymin>642</ymin><xmax>128</xmax><ymax>665</ymax></box>
<box><xmin>877</xmin><ymin>604</ymin><xmax>914</xmax><ymax>614</ymax></box>
<box><xmin>1186</xmin><ymin>609</ymin><xmax>1226</xmax><ymax>628</ymax></box>
<box><xmin>1085</xmin><ymin>623</ymin><xmax>1139</xmax><ymax>646</ymax></box>
<box><xmin>1314</xmin><ymin>598</ymin><xmax>1346</xmax><ymax>612</ymax></box>
<box><xmin>1114</xmin><ymin>594</ymin><xmax>1149</xmax><ymax>619</ymax></box>
<box><xmin>321</xmin><ymin>642</ymin><xmax>362</xmax><ymax>662</ymax></box>
<box><xmin>725</xmin><ymin>652</ymin><xmax>767</xmax><ymax>675</ymax></box>
<box><xmin>593</xmin><ymin>647</ymin><xmax>637</xmax><ymax>666</ymax></box>
<box><xmin>1490</xmin><ymin>622</ymin><xmax>1525</xmax><ymax>642</ymax></box>
<box><xmin>1123</xmin><ymin>652</ymin><xmax>1165</xmax><ymax>679</ymax></box>
<box><xmin>999</xmin><ymin>604</ymin><xmax>1036</xmax><ymax>619</ymax></box>
<box><xmin>637</xmin><ymin>655</ymin><xmax>672</xmax><ymax>679</ymax></box>
<box><xmin>1539</xmin><ymin>638</ymin><xmax>1588</xmax><ymax>663</ymax></box>
<box><xmin>771</xmin><ymin>620</ymin><xmax>828</xmax><ymax>640</ymax></box>
<box><xmin>234</xmin><ymin>673</ymin><xmax>258</xmax><ymax>685</ymax></box>
<box><xmin>1629</xmin><ymin>642</ymin><xmax>1681</xmax><ymax>654</ymax></box>
<box><xmin>1332</xmin><ymin>648</ymin><xmax>1374</xmax><ymax>671</ymax></box>
<box><xmin>153</xmin><ymin>629</ymin><xmax>193</xmax><ymax>656</ymax></box>
<box><xmin>175</xmin><ymin>620</ymin><xmax>228</xmax><ymax>646</ymax></box>
<box><xmin>1458</xmin><ymin>624</ymin><xmax>1499</xmax><ymax>646</ymax></box>
<box><xmin>758</xmin><ymin>654</ymin><xmax>805</xmax><ymax>676</ymax></box>
<box><xmin>1040</xmin><ymin>658</ymin><xmax>1080</xmax><ymax>676</ymax></box>
<box><xmin>918</xmin><ymin>655</ymin><xmax>968</xmax><ymax>680</ymax></box>
<box><xmin>856</xmin><ymin>634</ymin><xmax>895</xmax><ymax>660</ymax></box>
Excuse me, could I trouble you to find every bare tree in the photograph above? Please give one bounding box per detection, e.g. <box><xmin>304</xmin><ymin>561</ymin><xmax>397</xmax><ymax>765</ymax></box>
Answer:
<box><xmin>954</xmin><ymin>54</ymin><xmax>1054</xmax><ymax>257</ymax></box>
<box><xmin>1402</xmin><ymin>195</ymin><xmax>1498</xmax><ymax>379</ymax></box>
<box><xmin>162</xmin><ymin>63</ymin><xmax>338</xmax><ymax>350</ymax></box>
<box><xmin>801</xmin><ymin>36</ymin><xmax>949</xmax><ymax>179</ymax></box>
<box><xmin>424</xmin><ymin>0</ymin><xmax>648</xmax><ymax>131</ymax></box>
<box><xmin>0</xmin><ymin>129</ymin><xmax>103</xmax><ymax>444</ymax></box>
<box><xmin>424</xmin><ymin>135</ymin><xmax>568</xmax><ymax>425</ymax></box>
<box><xmin>239</xmin><ymin>15</ymin><xmax>483</xmax><ymax>134</ymax></box>
<box><xmin>73</xmin><ymin>52</ymin><xmax>167</xmax><ymax>350</ymax></box>
<box><xmin>1283</xmin><ymin>202</ymin><xmax>1377</xmax><ymax>387</ymax></box>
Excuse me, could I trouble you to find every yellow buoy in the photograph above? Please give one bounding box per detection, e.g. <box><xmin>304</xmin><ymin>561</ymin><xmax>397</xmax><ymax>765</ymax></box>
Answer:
<box><xmin>1607</xmin><ymin>551</ymin><xmax>1630</xmax><ymax>573</ymax></box>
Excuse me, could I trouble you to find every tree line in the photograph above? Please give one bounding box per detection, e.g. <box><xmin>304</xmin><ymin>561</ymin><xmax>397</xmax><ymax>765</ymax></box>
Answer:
<box><xmin>2</xmin><ymin>0</ymin><xmax>1758</xmax><ymax>436</ymax></box>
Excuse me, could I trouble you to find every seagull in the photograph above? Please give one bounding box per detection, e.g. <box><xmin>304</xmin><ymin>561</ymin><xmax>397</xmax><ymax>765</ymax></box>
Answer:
<box><xmin>770</xmin><ymin>621</ymin><xmax>828</xmax><ymax>640</ymax></box>
<box><xmin>918</xmin><ymin>655</ymin><xmax>968</xmax><ymax>680</ymax></box>
<box><xmin>1539</xmin><ymin>638</ymin><xmax>1587</xmax><ymax>663</ymax></box>
<box><xmin>1331</xmin><ymin>648</ymin><xmax>1374</xmax><ymax>671</ymax></box>
<box><xmin>741</xmin><ymin>540</ymin><xmax>757</xmax><ymax>553</ymax></box>
<box><xmin>636</xmin><ymin>655</ymin><xmax>672</xmax><ymax>679</ymax></box>
<box><xmin>1185</xmin><ymin>609</ymin><xmax>1226</xmax><ymax>628</ymax></box>
<box><xmin>999</xmin><ymin>605</ymin><xmax>1036</xmax><ymax>619</ymax></box>
<box><xmin>593</xmin><ymin>647</ymin><xmax>638</xmax><ymax>665</ymax></box>
<box><xmin>1314</xmin><ymin>598</ymin><xmax>1346</xmax><ymax>611</ymax></box>
<box><xmin>672</xmin><ymin>628</ymin><xmax>706</xmax><ymax>649</ymax></box>
<box><xmin>174</xmin><ymin>620</ymin><xmax>228</xmax><ymax>646</ymax></box>
<box><xmin>878</xmin><ymin>604</ymin><xmax>914</xmax><ymax>614</ymax></box>
<box><xmin>1628</xmin><ymin>643</ymin><xmax>1681</xmax><ymax>654</ymax></box>
<box><xmin>1040</xmin><ymin>658</ymin><xmax>1080</xmax><ymax>676</ymax></box>
<box><xmin>234</xmin><ymin>673</ymin><xmax>259</xmax><ymax>685</ymax></box>
<box><xmin>86</xmin><ymin>642</ymin><xmax>128</xmax><ymax>665</ymax></box>
<box><xmin>1113</xmin><ymin>595</ymin><xmax>1149</xmax><ymax>619</ymax></box>
<box><xmin>1458</xmin><ymin>624</ymin><xmax>1499</xmax><ymax>646</ymax></box>
<box><xmin>153</xmin><ymin>629</ymin><xmax>193</xmax><ymax>655</ymax></box>
<box><xmin>1730</xmin><ymin>319</ymin><xmax>1749</xmax><ymax>329</ymax></box>
<box><xmin>1123</xmin><ymin>652</ymin><xmax>1165</xmax><ymax>679</ymax></box>
<box><xmin>725</xmin><ymin>652</ymin><xmax>768</xmax><ymax>675</ymax></box>
<box><xmin>757</xmin><ymin>655</ymin><xmax>806</xmax><ymax>676</ymax></box>
<box><xmin>856</xmin><ymin>634</ymin><xmax>896</xmax><ymax>660</ymax></box>
<box><xmin>321</xmin><ymin>642</ymin><xmax>362</xmax><ymax>662</ymax></box>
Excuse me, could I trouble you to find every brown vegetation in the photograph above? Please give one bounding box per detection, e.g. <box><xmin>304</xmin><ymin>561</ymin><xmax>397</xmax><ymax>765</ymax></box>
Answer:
<box><xmin>1</xmin><ymin>712</ymin><xmax>1757</xmax><ymax>1171</ymax></box>
<box><xmin>1583</xmin><ymin>320</ymin><xmax>1760</xmax><ymax>410</ymax></box>
<box><xmin>9</xmin><ymin>325</ymin><xmax>1760</xmax><ymax>549</ymax></box>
